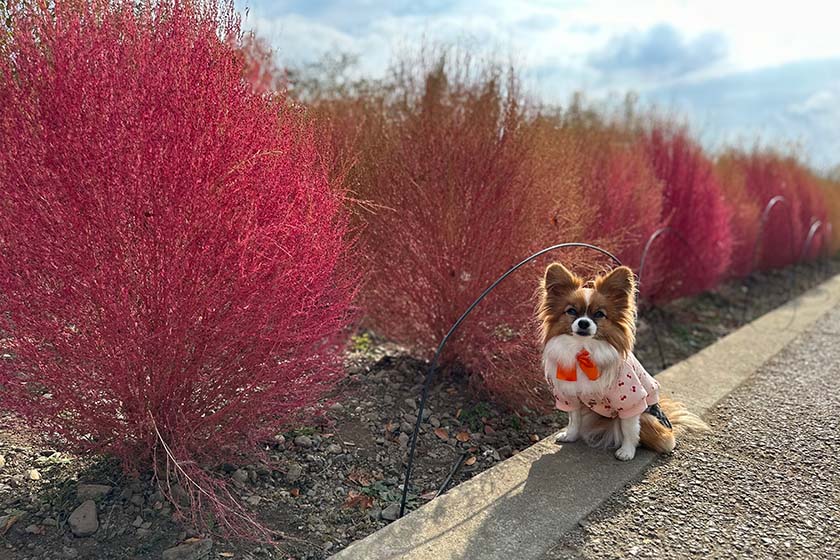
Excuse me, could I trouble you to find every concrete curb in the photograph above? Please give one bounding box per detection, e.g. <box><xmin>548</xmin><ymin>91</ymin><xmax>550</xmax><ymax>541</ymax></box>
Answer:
<box><xmin>330</xmin><ymin>273</ymin><xmax>840</xmax><ymax>560</ymax></box>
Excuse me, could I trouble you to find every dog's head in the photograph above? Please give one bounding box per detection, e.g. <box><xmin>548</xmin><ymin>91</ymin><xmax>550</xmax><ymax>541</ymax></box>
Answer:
<box><xmin>538</xmin><ymin>263</ymin><xmax>636</xmax><ymax>355</ymax></box>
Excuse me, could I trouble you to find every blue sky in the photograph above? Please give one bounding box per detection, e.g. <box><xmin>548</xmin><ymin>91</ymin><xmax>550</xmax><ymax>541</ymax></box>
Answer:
<box><xmin>236</xmin><ymin>1</ymin><xmax>840</xmax><ymax>171</ymax></box>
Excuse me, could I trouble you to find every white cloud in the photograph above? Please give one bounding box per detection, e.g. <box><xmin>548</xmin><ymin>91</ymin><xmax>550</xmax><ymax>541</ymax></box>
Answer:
<box><xmin>235</xmin><ymin>0</ymin><xmax>840</xmax><ymax>167</ymax></box>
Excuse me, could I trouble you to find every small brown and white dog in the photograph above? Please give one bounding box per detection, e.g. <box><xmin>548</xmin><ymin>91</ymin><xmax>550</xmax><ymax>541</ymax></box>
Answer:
<box><xmin>538</xmin><ymin>262</ymin><xmax>708</xmax><ymax>461</ymax></box>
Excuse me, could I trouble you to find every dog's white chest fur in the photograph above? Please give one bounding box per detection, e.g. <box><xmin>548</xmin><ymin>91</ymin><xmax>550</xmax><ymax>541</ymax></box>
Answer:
<box><xmin>542</xmin><ymin>335</ymin><xmax>621</xmax><ymax>399</ymax></box>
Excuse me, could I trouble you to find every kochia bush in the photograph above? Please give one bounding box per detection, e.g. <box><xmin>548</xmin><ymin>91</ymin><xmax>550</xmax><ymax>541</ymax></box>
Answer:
<box><xmin>641</xmin><ymin>124</ymin><xmax>733</xmax><ymax>302</ymax></box>
<box><xmin>0</xmin><ymin>0</ymin><xmax>353</xmax><ymax>537</ymax></box>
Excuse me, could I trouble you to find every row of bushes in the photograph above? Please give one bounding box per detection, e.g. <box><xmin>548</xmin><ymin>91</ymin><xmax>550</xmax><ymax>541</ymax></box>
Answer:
<box><xmin>2</xmin><ymin>1</ymin><xmax>839</xmax><ymax>539</ymax></box>
<box><xmin>295</xmin><ymin>51</ymin><xmax>840</xmax><ymax>409</ymax></box>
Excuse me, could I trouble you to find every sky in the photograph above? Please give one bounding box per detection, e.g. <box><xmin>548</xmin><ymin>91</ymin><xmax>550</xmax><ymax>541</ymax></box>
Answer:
<box><xmin>235</xmin><ymin>1</ymin><xmax>840</xmax><ymax>171</ymax></box>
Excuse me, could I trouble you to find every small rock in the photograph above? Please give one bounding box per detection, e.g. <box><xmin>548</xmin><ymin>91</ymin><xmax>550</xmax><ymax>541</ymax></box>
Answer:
<box><xmin>294</xmin><ymin>435</ymin><xmax>313</xmax><ymax>448</ymax></box>
<box><xmin>400</xmin><ymin>422</ymin><xmax>413</xmax><ymax>434</ymax></box>
<box><xmin>119</xmin><ymin>487</ymin><xmax>133</xmax><ymax>501</ymax></box>
<box><xmin>0</xmin><ymin>454</ymin><xmax>5</xmax><ymax>469</ymax></box>
<box><xmin>68</xmin><ymin>500</ymin><xmax>98</xmax><ymax>537</ymax></box>
<box><xmin>76</xmin><ymin>484</ymin><xmax>112</xmax><ymax>501</ymax></box>
<box><xmin>132</xmin><ymin>515</ymin><xmax>144</xmax><ymax>528</ymax></box>
<box><xmin>130</xmin><ymin>493</ymin><xmax>145</xmax><ymax>507</ymax></box>
<box><xmin>245</xmin><ymin>496</ymin><xmax>261</xmax><ymax>506</ymax></box>
<box><xmin>62</xmin><ymin>546</ymin><xmax>79</xmax><ymax>559</ymax></box>
<box><xmin>329</xmin><ymin>402</ymin><xmax>344</xmax><ymax>411</ymax></box>
<box><xmin>430</xmin><ymin>416</ymin><xmax>441</xmax><ymax>428</ymax></box>
<box><xmin>286</xmin><ymin>464</ymin><xmax>303</xmax><ymax>483</ymax></box>
<box><xmin>28</xmin><ymin>469</ymin><xmax>41</xmax><ymax>481</ymax></box>
<box><xmin>381</xmin><ymin>503</ymin><xmax>401</xmax><ymax>521</ymax></box>
<box><xmin>24</xmin><ymin>524</ymin><xmax>41</xmax><ymax>534</ymax></box>
<box><xmin>325</xmin><ymin>444</ymin><xmax>342</xmax><ymax>454</ymax></box>
<box><xmin>403</xmin><ymin>398</ymin><xmax>417</xmax><ymax>410</ymax></box>
<box><xmin>136</xmin><ymin>527</ymin><xmax>150</xmax><ymax>537</ymax></box>
<box><xmin>162</xmin><ymin>538</ymin><xmax>213</xmax><ymax>560</ymax></box>
<box><xmin>398</xmin><ymin>433</ymin><xmax>410</xmax><ymax>448</ymax></box>
<box><xmin>273</xmin><ymin>434</ymin><xmax>286</xmax><ymax>445</ymax></box>
<box><xmin>41</xmin><ymin>517</ymin><xmax>58</xmax><ymax>527</ymax></box>
<box><xmin>231</xmin><ymin>469</ymin><xmax>248</xmax><ymax>484</ymax></box>
<box><xmin>141</xmin><ymin>521</ymin><xmax>152</xmax><ymax>530</ymax></box>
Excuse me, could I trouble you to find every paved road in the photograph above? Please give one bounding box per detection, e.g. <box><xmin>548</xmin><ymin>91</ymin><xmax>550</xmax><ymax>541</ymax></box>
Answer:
<box><xmin>544</xmin><ymin>307</ymin><xmax>840</xmax><ymax>560</ymax></box>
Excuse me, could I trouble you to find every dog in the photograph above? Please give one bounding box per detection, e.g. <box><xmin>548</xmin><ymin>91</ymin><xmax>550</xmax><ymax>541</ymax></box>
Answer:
<box><xmin>538</xmin><ymin>262</ymin><xmax>708</xmax><ymax>460</ymax></box>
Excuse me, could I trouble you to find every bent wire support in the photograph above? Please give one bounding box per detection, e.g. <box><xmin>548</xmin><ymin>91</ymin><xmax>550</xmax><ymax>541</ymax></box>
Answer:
<box><xmin>398</xmin><ymin>242</ymin><xmax>622</xmax><ymax>518</ymax></box>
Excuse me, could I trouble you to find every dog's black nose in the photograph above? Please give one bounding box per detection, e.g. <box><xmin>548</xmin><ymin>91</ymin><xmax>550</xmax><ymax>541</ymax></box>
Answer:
<box><xmin>577</xmin><ymin>319</ymin><xmax>591</xmax><ymax>329</ymax></box>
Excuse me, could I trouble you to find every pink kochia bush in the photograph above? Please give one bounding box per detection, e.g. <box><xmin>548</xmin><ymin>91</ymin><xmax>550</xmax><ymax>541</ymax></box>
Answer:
<box><xmin>0</xmin><ymin>0</ymin><xmax>353</xmax><ymax>537</ymax></box>
<box><xmin>640</xmin><ymin>124</ymin><xmax>733</xmax><ymax>302</ymax></box>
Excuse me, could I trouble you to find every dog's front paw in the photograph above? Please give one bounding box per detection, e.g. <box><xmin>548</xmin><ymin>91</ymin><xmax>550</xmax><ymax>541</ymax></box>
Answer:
<box><xmin>555</xmin><ymin>430</ymin><xmax>579</xmax><ymax>444</ymax></box>
<box><xmin>615</xmin><ymin>446</ymin><xmax>636</xmax><ymax>461</ymax></box>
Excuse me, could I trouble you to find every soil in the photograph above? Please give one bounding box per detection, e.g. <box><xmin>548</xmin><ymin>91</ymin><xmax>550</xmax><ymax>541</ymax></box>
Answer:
<box><xmin>1</xmin><ymin>257</ymin><xmax>838</xmax><ymax>560</ymax></box>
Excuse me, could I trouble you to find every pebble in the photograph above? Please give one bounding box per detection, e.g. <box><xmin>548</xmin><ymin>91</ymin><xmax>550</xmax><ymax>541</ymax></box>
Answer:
<box><xmin>400</xmin><ymin>421</ymin><xmax>414</xmax><ymax>434</ymax></box>
<box><xmin>41</xmin><ymin>517</ymin><xmax>58</xmax><ymax>527</ymax></box>
<box><xmin>329</xmin><ymin>402</ymin><xmax>344</xmax><ymax>411</ymax></box>
<box><xmin>286</xmin><ymin>463</ymin><xmax>303</xmax><ymax>482</ymax></box>
<box><xmin>68</xmin><ymin>500</ymin><xmax>98</xmax><ymax>537</ymax></box>
<box><xmin>28</xmin><ymin>469</ymin><xmax>41</xmax><ymax>481</ymax></box>
<box><xmin>326</xmin><ymin>444</ymin><xmax>342</xmax><ymax>454</ymax></box>
<box><xmin>232</xmin><ymin>469</ymin><xmax>249</xmax><ymax>484</ymax></box>
<box><xmin>0</xmin><ymin>454</ymin><xmax>5</xmax><ymax>469</ymax></box>
<box><xmin>132</xmin><ymin>515</ymin><xmax>144</xmax><ymax>528</ymax></box>
<box><xmin>161</xmin><ymin>538</ymin><xmax>213</xmax><ymax>560</ymax></box>
<box><xmin>381</xmin><ymin>503</ymin><xmax>401</xmax><ymax>521</ymax></box>
<box><xmin>398</xmin><ymin>433</ymin><xmax>410</xmax><ymax>448</ymax></box>
<box><xmin>294</xmin><ymin>435</ymin><xmax>313</xmax><ymax>448</ymax></box>
<box><xmin>62</xmin><ymin>546</ymin><xmax>79</xmax><ymax>559</ymax></box>
<box><xmin>245</xmin><ymin>495</ymin><xmax>261</xmax><ymax>506</ymax></box>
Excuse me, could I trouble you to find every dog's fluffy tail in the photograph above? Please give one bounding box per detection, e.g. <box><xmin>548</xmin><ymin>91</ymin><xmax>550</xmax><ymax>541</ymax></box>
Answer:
<box><xmin>579</xmin><ymin>396</ymin><xmax>710</xmax><ymax>453</ymax></box>
<box><xmin>639</xmin><ymin>396</ymin><xmax>710</xmax><ymax>453</ymax></box>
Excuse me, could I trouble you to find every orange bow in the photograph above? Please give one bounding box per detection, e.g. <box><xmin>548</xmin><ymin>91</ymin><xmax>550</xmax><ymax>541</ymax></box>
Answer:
<box><xmin>556</xmin><ymin>349</ymin><xmax>600</xmax><ymax>382</ymax></box>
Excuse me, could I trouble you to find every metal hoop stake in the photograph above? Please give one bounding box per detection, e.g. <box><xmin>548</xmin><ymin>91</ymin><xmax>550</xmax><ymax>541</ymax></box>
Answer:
<box><xmin>740</xmin><ymin>196</ymin><xmax>797</xmax><ymax>324</ymax></box>
<box><xmin>800</xmin><ymin>219</ymin><xmax>824</xmax><ymax>262</ymax></box>
<box><xmin>398</xmin><ymin>242</ymin><xmax>622</xmax><ymax>518</ymax></box>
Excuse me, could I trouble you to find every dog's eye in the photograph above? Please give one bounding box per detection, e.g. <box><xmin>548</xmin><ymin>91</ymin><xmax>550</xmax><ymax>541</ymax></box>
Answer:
<box><xmin>593</xmin><ymin>310</ymin><xmax>606</xmax><ymax>319</ymax></box>
<box><xmin>565</xmin><ymin>308</ymin><xmax>578</xmax><ymax>317</ymax></box>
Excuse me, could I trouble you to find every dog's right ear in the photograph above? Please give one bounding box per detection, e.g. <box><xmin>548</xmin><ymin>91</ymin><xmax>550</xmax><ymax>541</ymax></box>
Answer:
<box><xmin>543</xmin><ymin>263</ymin><xmax>581</xmax><ymax>295</ymax></box>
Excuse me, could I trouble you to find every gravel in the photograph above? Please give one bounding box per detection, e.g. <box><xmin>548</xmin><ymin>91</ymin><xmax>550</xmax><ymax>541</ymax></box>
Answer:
<box><xmin>545</xmin><ymin>306</ymin><xmax>840</xmax><ymax>559</ymax></box>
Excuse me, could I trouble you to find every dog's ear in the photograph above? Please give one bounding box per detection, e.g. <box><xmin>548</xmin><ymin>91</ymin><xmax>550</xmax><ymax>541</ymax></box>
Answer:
<box><xmin>543</xmin><ymin>263</ymin><xmax>581</xmax><ymax>295</ymax></box>
<box><xmin>595</xmin><ymin>266</ymin><xmax>635</xmax><ymax>306</ymax></box>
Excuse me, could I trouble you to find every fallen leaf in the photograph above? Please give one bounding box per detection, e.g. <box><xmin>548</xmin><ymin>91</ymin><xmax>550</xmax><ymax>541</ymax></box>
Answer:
<box><xmin>467</xmin><ymin>446</ymin><xmax>478</xmax><ymax>453</ymax></box>
<box><xmin>346</xmin><ymin>468</ymin><xmax>373</xmax><ymax>487</ymax></box>
<box><xmin>0</xmin><ymin>514</ymin><xmax>20</xmax><ymax>536</ymax></box>
<box><xmin>290</xmin><ymin>488</ymin><xmax>300</xmax><ymax>497</ymax></box>
<box><xmin>455</xmin><ymin>408</ymin><xmax>462</xmax><ymax>419</ymax></box>
<box><xmin>419</xmin><ymin>490</ymin><xmax>437</xmax><ymax>500</ymax></box>
<box><xmin>529</xmin><ymin>434</ymin><xmax>540</xmax><ymax>443</ymax></box>
<box><xmin>342</xmin><ymin>491</ymin><xmax>373</xmax><ymax>511</ymax></box>
<box><xmin>433</xmin><ymin>428</ymin><xmax>448</xmax><ymax>440</ymax></box>
<box><xmin>455</xmin><ymin>431</ymin><xmax>470</xmax><ymax>443</ymax></box>
<box><xmin>465</xmin><ymin>456</ymin><xmax>477</xmax><ymax>466</ymax></box>
<box><xmin>219</xmin><ymin>553</ymin><xmax>235</xmax><ymax>558</ymax></box>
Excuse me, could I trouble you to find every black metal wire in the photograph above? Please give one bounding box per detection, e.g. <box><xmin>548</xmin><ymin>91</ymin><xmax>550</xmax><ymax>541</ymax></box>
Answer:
<box><xmin>434</xmin><ymin>451</ymin><xmax>469</xmax><ymax>499</ymax></box>
<box><xmin>398</xmin><ymin>242</ymin><xmax>622</xmax><ymax>518</ymax></box>
<box><xmin>637</xmin><ymin>226</ymin><xmax>711</xmax><ymax>370</ymax></box>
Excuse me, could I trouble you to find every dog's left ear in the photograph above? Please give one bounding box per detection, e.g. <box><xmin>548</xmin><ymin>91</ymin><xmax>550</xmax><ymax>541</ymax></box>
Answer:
<box><xmin>596</xmin><ymin>266</ymin><xmax>635</xmax><ymax>305</ymax></box>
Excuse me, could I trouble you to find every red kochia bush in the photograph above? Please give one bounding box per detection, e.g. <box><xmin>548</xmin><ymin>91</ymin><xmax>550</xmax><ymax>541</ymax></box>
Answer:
<box><xmin>718</xmin><ymin>149</ymin><xmax>827</xmax><ymax>274</ymax></box>
<box><xmin>355</xmin><ymin>53</ymin><xmax>548</xmax><ymax>405</ymax></box>
<box><xmin>640</xmin><ymin>124</ymin><xmax>733</xmax><ymax>301</ymax></box>
<box><xmin>0</xmin><ymin>0</ymin><xmax>352</xmax><ymax>537</ymax></box>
